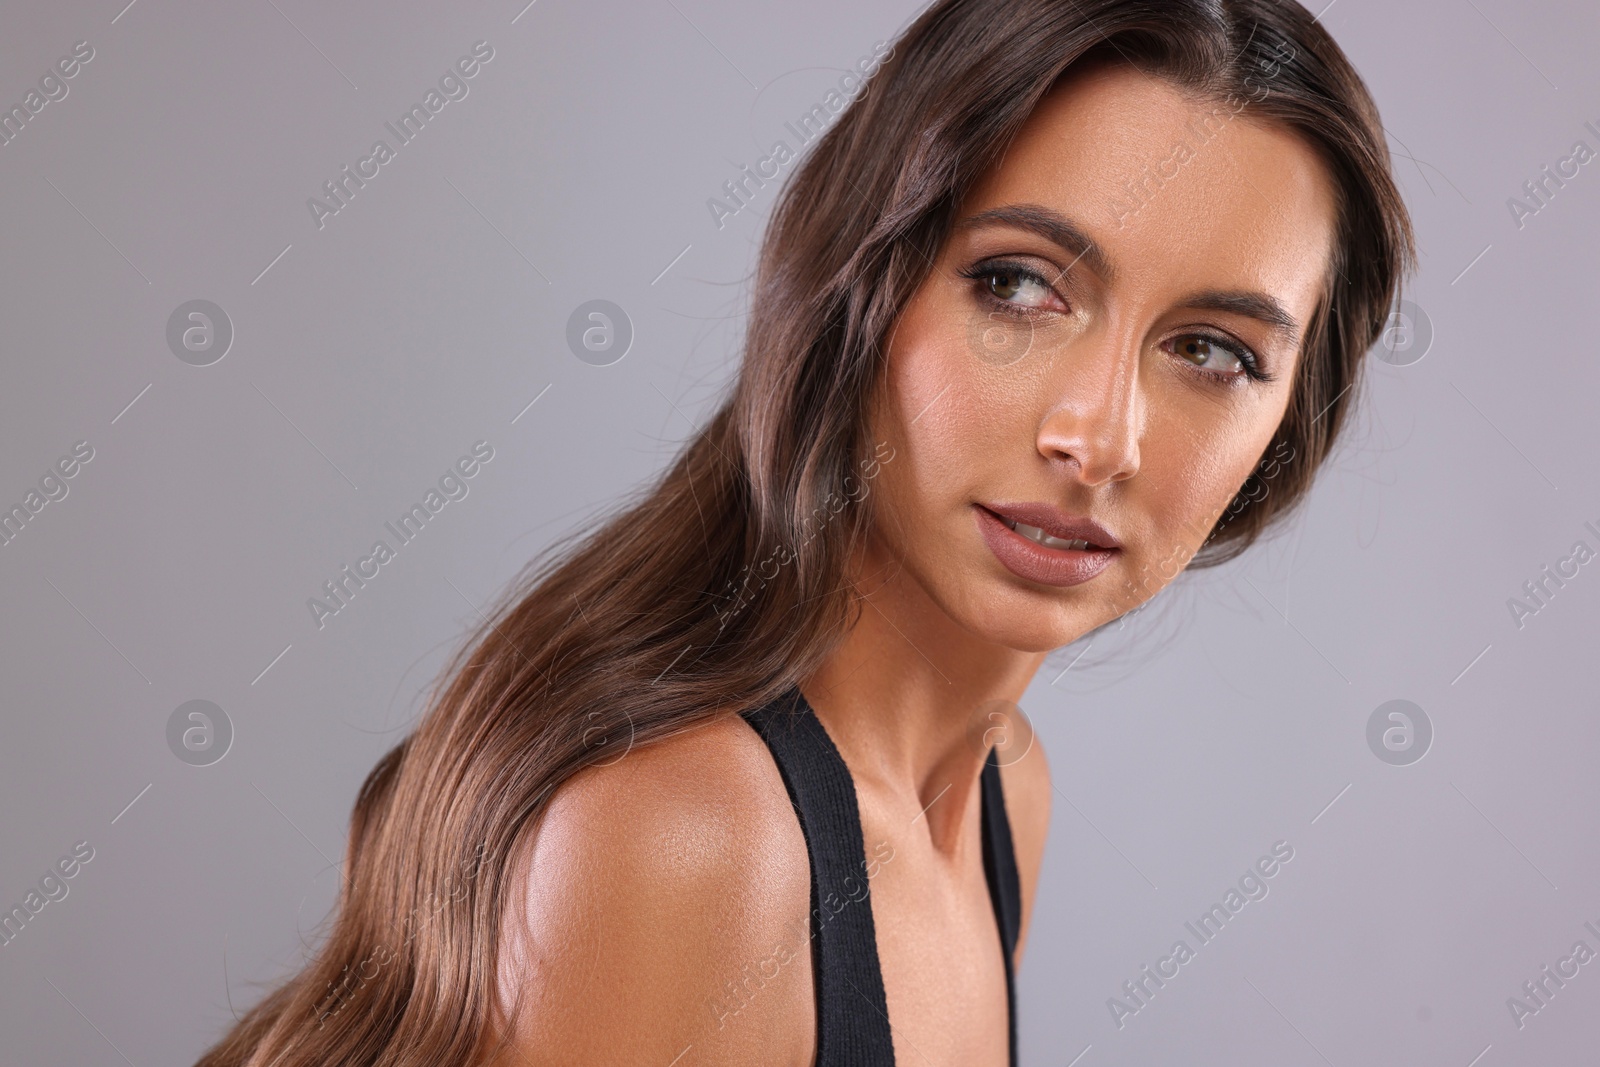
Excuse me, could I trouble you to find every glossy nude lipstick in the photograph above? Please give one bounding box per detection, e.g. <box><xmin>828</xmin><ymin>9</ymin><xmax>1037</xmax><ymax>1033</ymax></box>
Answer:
<box><xmin>973</xmin><ymin>502</ymin><xmax>1121</xmax><ymax>587</ymax></box>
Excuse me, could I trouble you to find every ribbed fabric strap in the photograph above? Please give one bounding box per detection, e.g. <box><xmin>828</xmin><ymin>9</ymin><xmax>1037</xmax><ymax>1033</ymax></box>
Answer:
<box><xmin>980</xmin><ymin>749</ymin><xmax>1022</xmax><ymax>1066</ymax></box>
<box><xmin>742</xmin><ymin>687</ymin><xmax>1022</xmax><ymax>1066</ymax></box>
<box><xmin>743</xmin><ymin>687</ymin><xmax>896</xmax><ymax>1064</ymax></box>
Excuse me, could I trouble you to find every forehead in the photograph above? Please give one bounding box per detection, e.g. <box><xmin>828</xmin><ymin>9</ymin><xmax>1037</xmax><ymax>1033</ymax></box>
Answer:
<box><xmin>962</xmin><ymin>62</ymin><xmax>1337</xmax><ymax>320</ymax></box>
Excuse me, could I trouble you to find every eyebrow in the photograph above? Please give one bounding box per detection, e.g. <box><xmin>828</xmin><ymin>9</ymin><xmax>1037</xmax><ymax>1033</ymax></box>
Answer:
<box><xmin>1180</xmin><ymin>290</ymin><xmax>1301</xmax><ymax>342</ymax></box>
<box><xmin>958</xmin><ymin>202</ymin><xmax>1303</xmax><ymax>344</ymax></box>
<box><xmin>960</xmin><ymin>204</ymin><xmax>1117</xmax><ymax>283</ymax></box>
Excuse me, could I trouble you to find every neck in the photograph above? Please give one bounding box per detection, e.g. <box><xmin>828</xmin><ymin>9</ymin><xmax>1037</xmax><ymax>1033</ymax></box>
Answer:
<box><xmin>799</xmin><ymin>533</ymin><xmax>1046</xmax><ymax>853</ymax></box>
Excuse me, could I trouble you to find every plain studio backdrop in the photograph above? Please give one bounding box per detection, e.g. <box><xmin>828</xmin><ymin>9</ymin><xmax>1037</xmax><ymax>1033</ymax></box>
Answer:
<box><xmin>0</xmin><ymin>0</ymin><xmax>1596</xmax><ymax>1063</ymax></box>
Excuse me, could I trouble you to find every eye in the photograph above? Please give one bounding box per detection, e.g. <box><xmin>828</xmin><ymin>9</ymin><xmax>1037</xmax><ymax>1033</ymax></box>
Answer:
<box><xmin>984</xmin><ymin>267</ymin><xmax>1047</xmax><ymax>306</ymax></box>
<box><xmin>1169</xmin><ymin>333</ymin><xmax>1267</xmax><ymax>383</ymax></box>
<box><xmin>961</xmin><ymin>259</ymin><xmax>1066</xmax><ymax>314</ymax></box>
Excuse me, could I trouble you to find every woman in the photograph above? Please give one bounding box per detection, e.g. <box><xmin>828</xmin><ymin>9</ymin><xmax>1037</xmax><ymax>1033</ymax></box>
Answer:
<box><xmin>198</xmin><ymin>0</ymin><xmax>1413</xmax><ymax>1063</ymax></box>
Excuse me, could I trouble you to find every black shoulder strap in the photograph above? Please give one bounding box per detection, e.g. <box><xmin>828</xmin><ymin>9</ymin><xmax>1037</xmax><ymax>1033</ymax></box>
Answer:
<box><xmin>741</xmin><ymin>688</ymin><xmax>897</xmax><ymax>1065</ymax></box>
<box><xmin>980</xmin><ymin>750</ymin><xmax>1022</xmax><ymax>1066</ymax></box>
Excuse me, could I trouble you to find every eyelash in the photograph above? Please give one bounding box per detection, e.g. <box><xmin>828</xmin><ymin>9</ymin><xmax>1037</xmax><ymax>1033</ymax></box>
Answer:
<box><xmin>959</xmin><ymin>258</ymin><xmax>1273</xmax><ymax>385</ymax></box>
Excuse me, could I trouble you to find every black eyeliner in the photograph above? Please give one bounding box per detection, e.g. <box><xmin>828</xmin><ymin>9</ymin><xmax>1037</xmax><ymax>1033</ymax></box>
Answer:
<box><xmin>962</xmin><ymin>257</ymin><xmax>1275</xmax><ymax>386</ymax></box>
<box><xmin>959</xmin><ymin>258</ymin><xmax>1067</xmax><ymax>311</ymax></box>
<box><xmin>1181</xmin><ymin>332</ymin><xmax>1275</xmax><ymax>384</ymax></box>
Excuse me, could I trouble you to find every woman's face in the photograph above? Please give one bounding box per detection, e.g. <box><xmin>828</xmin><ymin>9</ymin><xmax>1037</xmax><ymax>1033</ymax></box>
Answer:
<box><xmin>866</xmin><ymin>61</ymin><xmax>1337</xmax><ymax>653</ymax></box>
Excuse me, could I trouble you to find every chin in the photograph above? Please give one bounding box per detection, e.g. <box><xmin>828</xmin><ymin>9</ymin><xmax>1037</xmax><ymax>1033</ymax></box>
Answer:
<box><xmin>952</xmin><ymin>582</ymin><xmax>1109</xmax><ymax>654</ymax></box>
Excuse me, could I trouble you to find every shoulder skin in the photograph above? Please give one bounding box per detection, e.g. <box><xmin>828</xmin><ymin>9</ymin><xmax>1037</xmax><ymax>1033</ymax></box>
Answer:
<box><xmin>488</xmin><ymin>713</ymin><xmax>815</xmax><ymax>1067</ymax></box>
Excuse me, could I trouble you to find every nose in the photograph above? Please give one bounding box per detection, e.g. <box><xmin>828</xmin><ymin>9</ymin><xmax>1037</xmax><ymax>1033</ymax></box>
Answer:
<box><xmin>1035</xmin><ymin>326</ymin><xmax>1142</xmax><ymax>486</ymax></box>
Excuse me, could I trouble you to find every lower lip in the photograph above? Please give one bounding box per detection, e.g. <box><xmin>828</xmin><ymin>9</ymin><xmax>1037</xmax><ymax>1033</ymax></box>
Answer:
<box><xmin>973</xmin><ymin>505</ymin><xmax>1119</xmax><ymax>587</ymax></box>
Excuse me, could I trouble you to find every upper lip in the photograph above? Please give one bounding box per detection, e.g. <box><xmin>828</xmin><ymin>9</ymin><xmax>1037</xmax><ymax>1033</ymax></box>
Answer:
<box><xmin>979</xmin><ymin>502</ymin><xmax>1122</xmax><ymax>549</ymax></box>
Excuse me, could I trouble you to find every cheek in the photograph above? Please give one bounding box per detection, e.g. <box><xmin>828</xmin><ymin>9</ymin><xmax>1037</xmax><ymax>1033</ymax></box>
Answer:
<box><xmin>870</xmin><ymin>362</ymin><xmax>959</xmax><ymax>548</ymax></box>
<box><xmin>879</xmin><ymin>313</ymin><xmax>1047</xmax><ymax>528</ymax></box>
<box><xmin>1135</xmin><ymin>408</ymin><xmax>1277</xmax><ymax>565</ymax></box>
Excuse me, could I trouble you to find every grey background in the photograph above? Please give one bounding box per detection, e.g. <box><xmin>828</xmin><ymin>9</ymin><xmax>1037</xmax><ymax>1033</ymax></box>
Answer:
<box><xmin>0</xmin><ymin>0</ymin><xmax>1595</xmax><ymax>1063</ymax></box>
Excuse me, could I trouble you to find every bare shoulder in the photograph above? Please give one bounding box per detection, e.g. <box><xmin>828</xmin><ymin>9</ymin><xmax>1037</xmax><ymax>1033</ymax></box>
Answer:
<box><xmin>997</xmin><ymin>729</ymin><xmax>1052</xmax><ymax>964</ymax></box>
<box><xmin>488</xmin><ymin>712</ymin><xmax>815</xmax><ymax>1067</ymax></box>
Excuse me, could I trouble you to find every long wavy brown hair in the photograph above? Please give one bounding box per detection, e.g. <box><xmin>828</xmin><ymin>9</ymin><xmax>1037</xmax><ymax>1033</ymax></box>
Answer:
<box><xmin>197</xmin><ymin>0</ymin><xmax>1413</xmax><ymax>1062</ymax></box>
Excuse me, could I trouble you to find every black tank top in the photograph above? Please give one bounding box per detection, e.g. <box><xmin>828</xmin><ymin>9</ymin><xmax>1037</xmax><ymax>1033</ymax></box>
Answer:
<box><xmin>742</xmin><ymin>686</ymin><xmax>1022</xmax><ymax>1066</ymax></box>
